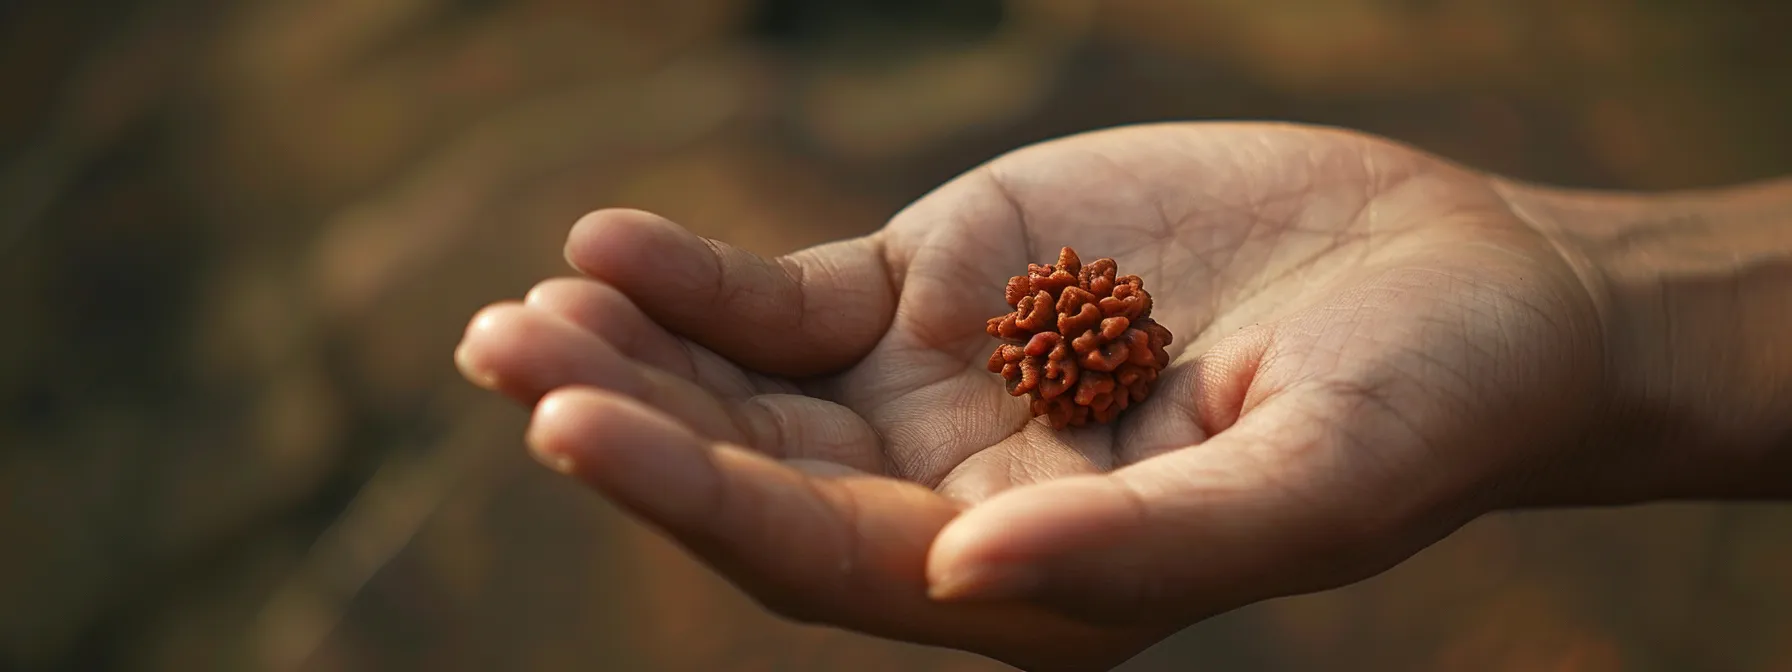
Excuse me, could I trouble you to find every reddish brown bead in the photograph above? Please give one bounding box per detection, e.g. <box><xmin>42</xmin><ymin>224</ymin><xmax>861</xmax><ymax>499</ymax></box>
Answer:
<box><xmin>987</xmin><ymin>247</ymin><xmax>1175</xmax><ymax>429</ymax></box>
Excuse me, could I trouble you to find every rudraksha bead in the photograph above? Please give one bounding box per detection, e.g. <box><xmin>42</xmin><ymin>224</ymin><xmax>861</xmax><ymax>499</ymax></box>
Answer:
<box><xmin>987</xmin><ymin>247</ymin><xmax>1173</xmax><ymax>429</ymax></box>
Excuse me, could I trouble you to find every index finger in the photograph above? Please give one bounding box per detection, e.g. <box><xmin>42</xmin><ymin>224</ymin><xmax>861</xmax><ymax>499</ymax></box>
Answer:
<box><xmin>564</xmin><ymin>209</ymin><xmax>896</xmax><ymax>378</ymax></box>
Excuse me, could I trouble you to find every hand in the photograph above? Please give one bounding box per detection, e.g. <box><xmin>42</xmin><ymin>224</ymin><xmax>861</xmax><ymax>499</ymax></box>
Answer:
<box><xmin>454</xmin><ymin>122</ymin><xmax>1614</xmax><ymax>671</ymax></box>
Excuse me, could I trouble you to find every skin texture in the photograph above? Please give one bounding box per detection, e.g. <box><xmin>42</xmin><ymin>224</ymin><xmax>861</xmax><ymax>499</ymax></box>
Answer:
<box><xmin>453</xmin><ymin>122</ymin><xmax>1786</xmax><ymax>671</ymax></box>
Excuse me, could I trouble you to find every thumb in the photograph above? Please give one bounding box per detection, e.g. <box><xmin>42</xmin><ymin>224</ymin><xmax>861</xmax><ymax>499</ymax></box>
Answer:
<box><xmin>924</xmin><ymin>379</ymin><xmax>1465</xmax><ymax>624</ymax></box>
<box><xmin>564</xmin><ymin>209</ymin><xmax>895</xmax><ymax>377</ymax></box>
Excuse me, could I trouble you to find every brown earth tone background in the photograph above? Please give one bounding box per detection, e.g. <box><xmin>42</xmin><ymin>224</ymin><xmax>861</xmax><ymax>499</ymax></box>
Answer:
<box><xmin>3</xmin><ymin>1</ymin><xmax>1791</xmax><ymax>670</ymax></box>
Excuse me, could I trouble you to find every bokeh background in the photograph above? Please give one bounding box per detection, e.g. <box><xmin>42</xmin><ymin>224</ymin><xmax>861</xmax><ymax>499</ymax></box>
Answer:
<box><xmin>4</xmin><ymin>0</ymin><xmax>1791</xmax><ymax>670</ymax></box>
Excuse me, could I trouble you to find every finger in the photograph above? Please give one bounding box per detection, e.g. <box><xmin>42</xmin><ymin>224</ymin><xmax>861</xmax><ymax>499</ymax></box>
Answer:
<box><xmin>564</xmin><ymin>209</ymin><xmax>895</xmax><ymax>378</ymax></box>
<box><xmin>529</xmin><ymin>387</ymin><xmax>944</xmax><ymax>610</ymax></box>
<box><xmin>524</xmin><ymin>277</ymin><xmax>779</xmax><ymax>399</ymax></box>
<box><xmin>924</xmin><ymin>387</ymin><xmax>1451</xmax><ymax>624</ymax></box>
<box><xmin>456</xmin><ymin>302</ymin><xmax>636</xmax><ymax>403</ymax></box>
<box><xmin>456</xmin><ymin>302</ymin><xmax>741</xmax><ymax>438</ymax></box>
<box><xmin>529</xmin><ymin>388</ymin><xmax>1135</xmax><ymax>666</ymax></box>
<box><xmin>522</xmin><ymin>277</ymin><xmax>699</xmax><ymax>380</ymax></box>
<box><xmin>737</xmin><ymin>394</ymin><xmax>887</xmax><ymax>475</ymax></box>
<box><xmin>457</xmin><ymin>303</ymin><xmax>884</xmax><ymax>470</ymax></box>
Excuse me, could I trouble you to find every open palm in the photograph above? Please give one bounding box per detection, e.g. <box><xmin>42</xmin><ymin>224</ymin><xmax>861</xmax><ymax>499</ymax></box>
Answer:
<box><xmin>456</xmin><ymin>122</ymin><xmax>1607</xmax><ymax>670</ymax></box>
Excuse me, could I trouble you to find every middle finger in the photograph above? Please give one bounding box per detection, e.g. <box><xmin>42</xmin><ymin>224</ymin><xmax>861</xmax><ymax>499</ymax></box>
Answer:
<box><xmin>456</xmin><ymin>303</ymin><xmax>884</xmax><ymax>471</ymax></box>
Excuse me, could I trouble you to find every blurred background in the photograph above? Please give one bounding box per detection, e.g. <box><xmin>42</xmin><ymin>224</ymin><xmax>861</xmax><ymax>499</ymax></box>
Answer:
<box><xmin>3</xmin><ymin>0</ymin><xmax>1791</xmax><ymax>670</ymax></box>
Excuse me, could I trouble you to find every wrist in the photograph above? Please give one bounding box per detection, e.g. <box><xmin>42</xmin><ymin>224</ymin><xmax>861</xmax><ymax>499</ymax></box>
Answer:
<box><xmin>1496</xmin><ymin>177</ymin><xmax>1792</xmax><ymax>502</ymax></box>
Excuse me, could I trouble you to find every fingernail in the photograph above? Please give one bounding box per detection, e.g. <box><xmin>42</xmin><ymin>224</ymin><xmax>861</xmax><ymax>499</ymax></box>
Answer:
<box><xmin>528</xmin><ymin>390</ymin><xmax>721</xmax><ymax>525</ymax></box>
<box><xmin>530</xmin><ymin>445</ymin><xmax>577</xmax><ymax>475</ymax></box>
<box><xmin>453</xmin><ymin>345</ymin><xmax>500</xmax><ymax>388</ymax></box>
<box><xmin>523</xmin><ymin>421</ymin><xmax>577</xmax><ymax>475</ymax></box>
<box><xmin>928</xmin><ymin>563</ymin><xmax>1045</xmax><ymax>603</ymax></box>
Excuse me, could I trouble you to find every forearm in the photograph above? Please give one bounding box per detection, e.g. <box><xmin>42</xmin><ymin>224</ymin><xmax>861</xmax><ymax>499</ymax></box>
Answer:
<box><xmin>1499</xmin><ymin>177</ymin><xmax>1792</xmax><ymax>502</ymax></box>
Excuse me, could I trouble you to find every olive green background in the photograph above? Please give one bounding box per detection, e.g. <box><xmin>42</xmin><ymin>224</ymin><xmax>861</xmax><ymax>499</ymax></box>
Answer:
<box><xmin>3</xmin><ymin>1</ymin><xmax>1790</xmax><ymax>670</ymax></box>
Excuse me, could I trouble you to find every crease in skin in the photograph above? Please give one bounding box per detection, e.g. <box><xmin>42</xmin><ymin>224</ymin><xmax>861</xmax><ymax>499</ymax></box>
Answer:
<box><xmin>951</xmin><ymin>406</ymin><xmax>1112</xmax><ymax>495</ymax></box>
<box><xmin>833</xmin><ymin>265</ymin><xmax>1008</xmax><ymax>423</ymax></box>
<box><xmin>729</xmin><ymin>395</ymin><xmax>786</xmax><ymax>457</ymax></box>
<box><xmin>936</xmin><ymin>422</ymin><xmax>1112</xmax><ymax>503</ymax></box>
<box><xmin>872</xmin><ymin>367</ymin><xmax>1028</xmax><ymax>486</ymax></box>
<box><xmin>744</xmin><ymin>394</ymin><xmax>886</xmax><ymax>475</ymax></box>
<box><xmin>843</xmin><ymin>336</ymin><xmax>986</xmax><ymax>422</ymax></box>
<box><xmin>982</xmin><ymin>164</ymin><xmax>1040</xmax><ymax>268</ymax></box>
<box><xmin>677</xmin><ymin>338</ymin><xmax>760</xmax><ymax>398</ymax></box>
